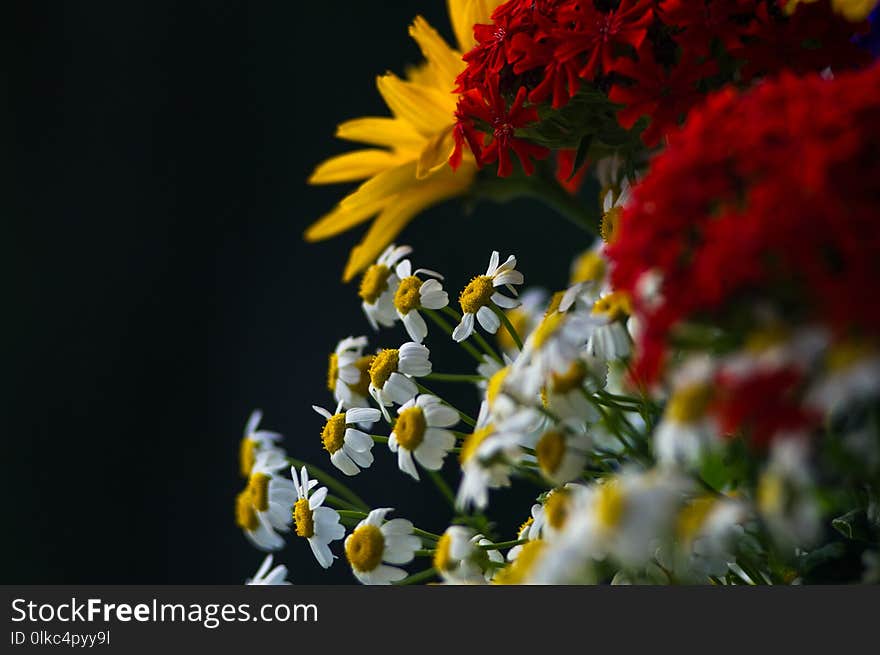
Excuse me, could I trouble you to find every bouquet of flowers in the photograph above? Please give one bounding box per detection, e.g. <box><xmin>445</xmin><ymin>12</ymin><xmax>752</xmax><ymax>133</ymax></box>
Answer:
<box><xmin>237</xmin><ymin>0</ymin><xmax>880</xmax><ymax>585</ymax></box>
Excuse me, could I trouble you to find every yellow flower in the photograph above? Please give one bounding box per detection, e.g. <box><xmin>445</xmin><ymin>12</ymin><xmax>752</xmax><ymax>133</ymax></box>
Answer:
<box><xmin>305</xmin><ymin>1</ymin><xmax>502</xmax><ymax>282</ymax></box>
<box><xmin>785</xmin><ymin>0</ymin><xmax>878</xmax><ymax>21</ymax></box>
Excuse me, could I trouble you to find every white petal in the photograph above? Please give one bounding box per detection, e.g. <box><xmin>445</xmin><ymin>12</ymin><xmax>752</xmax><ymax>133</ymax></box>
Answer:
<box><xmin>244</xmin><ymin>409</ymin><xmax>263</xmax><ymax>436</ymax></box>
<box><xmin>397</xmin><ymin>448</ymin><xmax>420</xmax><ymax>481</ymax></box>
<box><xmin>486</xmin><ymin>251</ymin><xmax>500</xmax><ymax>275</ymax></box>
<box><xmin>395</xmin><ymin>259</ymin><xmax>412</xmax><ymax>279</ymax></box>
<box><xmin>346</xmin><ymin>444</ymin><xmax>374</xmax><ymax>468</ymax></box>
<box><xmin>346</xmin><ymin>407</ymin><xmax>381</xmax><ymax>425</ymax></box>
<box><xmin>452</xmin><ymin>312</ymin><xmax>475</xmax><ymax>342</ymax></box>
<box><xmin>309</xmin><ymin>486</ymin><xmax>328</xmax><ymax>509</ymax></box>
<box><xmin>344</xmin><ymin>428</ymin><xmax>374</xmax><ymax>453</ymax></box>
<box><xmin>494</xmin><ymin>269</ymin><xmax>523</xmax><ymax>287</ymax></box>
<box><xmin>491</xmin><ymin>292</ymin><xmax>520</xmax><ymax>309</ymax></box>
<box><xmin>312</xmin><ymin>405</ymin><xmax>333</xmax><ymax>420</ymax></box>
<box><xmin>423</xmin><ymin>402</ymin><xmax>459</xmax><ymax>428</ymax></box>
<box><xmin>477</xmin><ymin>306</ymin><xmax>501</xmax><ymax>334</ymax></box>
<box><xmin>330</xmin><ymin>449</ymin><xmax>360</xmax><ymax>476</ymax></box>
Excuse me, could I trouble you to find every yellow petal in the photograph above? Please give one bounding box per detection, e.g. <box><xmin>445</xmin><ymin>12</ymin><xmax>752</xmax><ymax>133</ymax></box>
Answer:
<box><xmin>409</xmin><ymin>16</ymin><xmax>463</xmax><ymax>90</ymax></box>
<box><xmin>304</xmin><ymin>197</ymin><xmax>387</xmax><ymax>242</ymax></box>
<box><xmin>376</xmin><ymin>73</ymin><xmax>456</xmax><ymax>138</ymax></box>
<box><xmin>308</xmin><ymin>149</ymin><xmax>406</xmax><ymax>185</ymax></box>
<box><xmin>447</xmin><ymin>0</ymin><xmax>503</xmax><ymax>53</ymax></box>
<box><xmin>342</xmin><ymin>164</ymin><xmax>476</xmax><ymax>281</ymax></box>
<box><xmin>335</xmin><ymin>117</ymin><xmax>424</xmax><ymax>152</ymax></box>
<box><xmin>339</xmin><ymin>160</ymin><xmax>418</xmax><ymax>212</ymax></box>
<box><xmin>416</xmin><ymin>125</ymin><xmax>456</xmax><ymax>180</ymax></box>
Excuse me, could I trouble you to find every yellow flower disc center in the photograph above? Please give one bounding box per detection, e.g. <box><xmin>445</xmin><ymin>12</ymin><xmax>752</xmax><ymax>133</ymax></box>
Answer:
<box><xmin>350</xmin><ymin>355</ymin><xmax>374</xmax><ymax>397</ymax></box>
<box><xmin>827</xmin><ymin>338</ymin><xmax>875</xmax><ymax>372</ymax></box>
<box><xmin>395</xmin><ymin>406</ymin><xmax>427</xmax><ymax>450</ymax></box>
<box><xmin>459</xmin><ymin>275</ymin><xmax>495</xmax><ymax>315</ymax></box>
<box><xmin>433</xmin><ymin>533</ymin><xmax>454</xmax><ymax>572</ymax></box>
<box><xmin>394</xmin><ymin>276</ymin><xmax>423</xmax><ymax>315</ymax></box>
<box><xmin>359</xmin><ymin>264</ymin><xmax>392</xmax><ymax>304</ymax></box>
<box><xmin>517</xmin><ymin>516</ymin><xmax>534</xmax><ymax>539</ymax></box>
<box><xmin>532</xmin><ymin>312</ymin><xmax>564</xmax><ymax>349</ymax></box>
<box><xmin>600</xmin><ymin>206</ymin><xmax>622</xmax><ymax>244</ymax></box>
<box><xmin>239</xmin><ymin>438</ymin><xmax>257</xmax><ymax>478</ymax></box>
<box><xmin>550</xmin><ymin>361</ymin><xmax>587</xmax><ymax>394</ymax></box>
<box><xmin>486</xmin><ymin>366</ymin><xmax>510</xmax><ymax>407</ymax></box>
<box><xmin>248</xmin><ymin>473</ymin><xmax>271</xmax><ymax>512</ymax></box>
<box><xmin>322</xmin><ymin>413</ymin><xmax>347</xmax><ymax>453</ymax></box>
<box><xmin>327</xmin><ymin>352</ymin><xmax>339</xmax><ymax>392</ymax></box>
<box><xmin>493</xmin><ymin>539</ymin><xmax>544</xmax><ymax>585</ymax></box>
<box><xmin>293</xmin><ymin>497</ymin><xmax>315</xmax><ymax>539</ymax></box>
<box><xmin>592</xmin><ymin>292</ymin><xmax>632</xmax><ymax>322</ymax></box>
<box><xmin>235</xmin><ymin>489</ymin><xmax>259</xmax><ymax>531</ymax></box>
<box><xmin>460</xmin><ymin>424</ymin><xmax>494</xmax><ymax>463</ymax></box>
<box><xmin>667</xmin><ymin>383</ymin><xmax>713</xmax><ymax>423</ymax></box>
<box><xmin>369</xmin><ymin>348</ymin><xmax>400</xmax><ymax>388</ymax></box>
<box><xmin>345</xmin><ymin>524</ymin><xmax>385</xmax><ymax>572</ymax></box>
<box><xmin>571</xmin><ymin>251</ymin><xmax>606</xmax><ymax>284</ymax></box>
<box><xmin>676</xmin><ymin>496</ymin><xmax>715</xmax><ymax>542</ymax></box>
<box><xmin>544</xmin><ymin>489</ymin><xmax>570</xmax><ymax>530</ymax></box>
<box><xmin>595</xmin><ymin>481</ymin><xmax>626</xmax><ymax>531</ymax></box>
<box><xmin>536</xmin><ymin>430</ymin><xmax>566</xmax><ymax>476</ymax></box>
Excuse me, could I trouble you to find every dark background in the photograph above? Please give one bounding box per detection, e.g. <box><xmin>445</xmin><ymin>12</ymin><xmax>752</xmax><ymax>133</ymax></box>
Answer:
<box><xmin>6</xmin><ymin>1</ymin><xmax>587</xmax><ymax>583</ymax></box>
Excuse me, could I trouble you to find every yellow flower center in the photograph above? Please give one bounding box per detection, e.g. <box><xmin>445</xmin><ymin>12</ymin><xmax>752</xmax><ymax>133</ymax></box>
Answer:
<box><xmin>536</xmin><ymin>430</ymin><xmax>566</xmax><ymax>476</ymax></box>
<box><xmin>239</xmin><ymin>438</ymin><xmax>257</xmax><ymax>478</ymax></box>
<box><xmin>321</xmin><ymin>413</ymin><xmax>347</xmax><ymax>454</ymax></box>
<box><xmin>369</xmin><ymin>348</ymin><xmax>400</xmax><ymax>388</ymax></box>
<box><xmin>327</xmin><ymin>352</ymin><xmax>339</xmax><ymax>392</ymax></box>
<box><xmin>532</xmin><ymin>312</ymin><xmax>564</xmax><ymax>349</ymax></box>
<box><xmin>676</xmin><ymin>496</ymin><xmax>716</xmax><ymax>542</ymax></box>
<box><xmin>394</xmin><ymin>276</ymin><xmax>423</xmax><ymax>315</ymax></box>
<box><xmin>460</xmin><ymin>424</ymin><xmax>494</xmax><ymax>463</ymax></box>
<box><xmin>827</xmin><ymin>338</ymin><xmax>875</xmax><ymax>372</ymax></box>
<box><xmin>345</xmin><ymin>524</ymin><xmax>385</xmax><ymax>572</ymax></box>
<box><xmin>498</xmin><ymin>308</ymin><xmax>528</xmax><ymax>352</ymax></box>
<box><xmin>600</xmin><ymin>206</ymin><xmax>622</xmax><ymax>244</ymax></box>
<box><xmin>592</xmin><ymin>292</ymin><xmax>631</xmax><ymax>322</ymax></box>
<box><xmin>549</xmin><ymin>361</ymin><xmax>587</xmax><ymax>394</ymax></box>
<box><xmin>757</xmin><ymin>473</ymin><xmax>785</xmax><ymax>515</ymax></box>
<box><xmin>493</xmin><ymin>540</ymin><xmax>545</xmax><ymax>585</ymax></box>
<box><xmin>571</xmin><ymin>251</ymin><xmax>606</xmax><ymax>285</ymax></box>
<box><xmin>351</xmin><ymin>355</ymin><xmax>374</xmax><ymax>397</ymax></box>
<box><xmin>745</xmin><ymin>325</ymin><xmax>790</xmax><ymax>353</ymax></box>
<box><xmin>486</xmin><ymin>366</ymin><xmax>510</xmax><ymax>407</ymax></box>
<box><xmin>395</xmin><ymin>406</ymin><xmax>427</xmax><ymax>450</ymax></box>
<box><xmin>293</xmin><ymin>497</ymin><xmax>315</xmax><ymax>538</ymax></box>
<box><xmin>595</xmin><ymin>481</ymin><xmax>626</xmax><ymax>531</ymax></box>
<box><xmin>235</xmin><ymin>489</ymin><xmax>259</xmax><ymax>531</ymax></box>
<box><xmin>248</xmin><ymin>473</ymin><xmax>271</xmax><ymax>512</ymax></box>
<box><xmin>517</xmin><ymin>516</ymin><xmax>534</xmax><ymax>539</ymax></box>
<box><xmin>433</xmin><ymin>533</ymin><xmax>454</xmax><ymax>572</ymax></box>
<box><xmin>667</xmin><ymin>383</ymin><xmax>713</xmax><ymax>423</ymax></box>
<box><xmin>359</xmin><ymin>264</ymin><xmax>392</xmax><ymax>304</ymax></box>
<box><xmin>545</xmin><ymin>291</ymin><xmax>566</xmax><ymax>315</ymax></box>
<box><xmin>544</xmin><ymin>489</ymin><xmax>570</xmax><ymax>530</ymax></box>
<box><xmin>459</xmin><ymin>275</ymin><xmax>495</xmax><ymax>314</ymax></box>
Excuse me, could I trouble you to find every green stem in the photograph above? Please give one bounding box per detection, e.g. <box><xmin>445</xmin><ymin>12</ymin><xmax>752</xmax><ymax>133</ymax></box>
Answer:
<box><xmin>492</xmin><ymin>305</ymin><xmax>523</xmax><ymax>350</ymax></box>
<box><xmin>393</xmin><ymin>567</ymin><xmax>438</xmax><ymax>585</ymax></box>
<box><xmin>425</xmin><ymin>372</ymin><xmax>486</xmax><ymax>383</ymax></box>
<box><xmin>413</xmin><ymin>527</ymin><xmax>442</xmax><ymax>542</ymax></box>
<box><xmin>370</xmin><ymin>434</ymin><xmax>389</xmax><ymax>444</ymax></box>
<box><xmin>416</xmin><ymin>381</ymin><xmax>477</xmax><ymax>428</ymax></box>
<box><xmin>336</xmin><ymin>510</ymin><xmax>368</xmax><ymax>520</ymax></box>
<box><xmin>325</xmin><ymin>494</ymin><xmax>360</xmax><ymax>511</ymax></box>
<box><xmin>427</xmin><ymin>469</ymin><xmax>456</xmax><ymax>509</ymax></box>
<box><xmin>480</xmin><ymin>538</ymin><xmax>527</xmax><ymax>550</ymax></box>
<box><xmin>287</xmin><ymin>457</ymin><xmax>370</xmax><ymax>513</ymax></box>
<box><xmin>424</xmin><ymin>309</ymin><xmax>484</xmax><ymax>363</ymax></box>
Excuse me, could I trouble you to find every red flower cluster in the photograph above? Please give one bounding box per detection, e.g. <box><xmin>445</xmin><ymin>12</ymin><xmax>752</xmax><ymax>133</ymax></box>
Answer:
<box><xmin>450</xmin><ymin>0</ymin><xmax>872</xmax><ymax>174</ymax></box>
<box><xmin>607</xmin><ymin>63</ymin><xmax>880</xmax><ymax>384</ymax></box>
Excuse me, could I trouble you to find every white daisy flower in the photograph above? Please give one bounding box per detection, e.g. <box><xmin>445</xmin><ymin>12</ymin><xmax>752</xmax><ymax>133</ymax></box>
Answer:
<box><xmin>358</xmin><ymin>244</ymin><xmax>412</xmax><ymax>330</ymax></box>
<box><xmin>246</xmin><ymin>554</ymin><xmax>291</xmax><ymax>585</ymax></box>
<box><xmin>344</xmin><ymin>508</ymin><xmax>420</xmax><ymax>585</ymax></box>
<box><xmin>388</xmin><ymin>394</ymin><xmax>458</xmax><ymax>480</ymax></box>
<box><xmin>654</xmin><ymin>357</ymin><xmax>720</xmax><ymax>468</ymax></box>
<box><xmin>534</xmin><ymin>423</ymin><xmax>592</xmax><ymax>486</ymax></box>
<box><xmin>808</xmin><ymin>338</ymin><xmax>880</xmax><ymax>413</ymax></box>
<box><xmin>368</xmin><ymin>342</ymin><xmax>432</xmax><ymax>420</ymax></box>
<box><xmin>433</xmin><ymin>526</ymin><xmax>503</xmax><ymax>584</ymax></box>
<box><xmin>313</xmin><ymin>403</ymin><xmax>381</xmax><ymax>476</ymax></box>
<box><xmin>390</xmin><ymin>258</ymin><xmax>449</xmax><ymax>343</ymax></box>
<box><xmin>493</xmin><ymin>539</ymin><xmax>548</xmax><ymax>584</ymax></box>
<box><xmin>291</xmin><ymin>465</ymin><xmax>346</xmax><ymax>569</ymax></box>
<box><xmin>239</xmin><ymin>409</ymin><xmax>285</xmax><ymax>479</ymax></box>
<box><xmin>456</xmin><ymin>402</ymin><xmax>523</xmax><ymax>511</ymax></box>
<box><xmin>327</xmin><ymin>336</ymin><xmax>373</xmax><ymax>410</ymax></box>
<box><xmin>587</xmin><ymin>291</ymin><xmax>633</xmax><ymax>361</ymax></box>
<box><xmin>544</xmin><ymin>356</ymin><xmax>604</xmax><ymax>422</ymax></box>
<box><xmin>495</xmin><ymin>287</ymin><xmax>547</xmax><ymax>355</ymax></box>
<box><xmin>598</xmin><ymin>177</ymin><xmax>631</xmax><ymax>246</ymax></box>
<box><xmin>235</xmin><ymin>450</ymin><xmax>297</xmax><ymax>552</ymax></box>
<box><xmin>453</xmin><ymin>251</ymin><xmax>524</xmax><ymax>342</ymax></box>
<box><xmin>559</xmin><ymin>242</ymin><xmax>609</xmax><ymax>313</ymax></box>
<box><xmin>673</xmin><ymin>495</ymin><xmax>750</xmax><ymax>580</ymax></box>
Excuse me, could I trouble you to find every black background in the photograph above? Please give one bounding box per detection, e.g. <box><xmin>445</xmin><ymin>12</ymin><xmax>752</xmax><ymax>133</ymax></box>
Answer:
<box><xmin>7</xmin><ymin>1</ymin><xmax>588</xmax><ymax>583</ymax></box>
